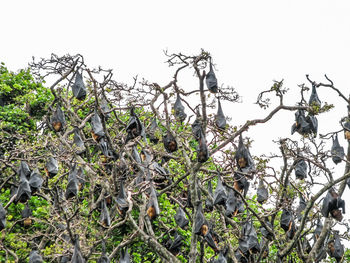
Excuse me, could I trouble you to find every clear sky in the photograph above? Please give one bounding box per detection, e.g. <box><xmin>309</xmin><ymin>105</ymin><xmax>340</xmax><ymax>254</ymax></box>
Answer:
<box><xmin>2</xmin><ymin>0</ymin><xmax>350</xmax><ymax>218</ymax></box>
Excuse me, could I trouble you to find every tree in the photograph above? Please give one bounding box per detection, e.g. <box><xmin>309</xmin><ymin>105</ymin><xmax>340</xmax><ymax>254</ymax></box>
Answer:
<box><xmin>0</xmin><ymin>51</ymin><xmax>349</xmax><ymax>262</ymax></box>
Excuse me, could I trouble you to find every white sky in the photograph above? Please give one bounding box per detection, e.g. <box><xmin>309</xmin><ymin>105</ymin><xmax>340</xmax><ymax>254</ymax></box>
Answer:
<box><xmin>2</xmin><ymin>0</ymin><xmax>350</xmax><ymax>228</ymax></box>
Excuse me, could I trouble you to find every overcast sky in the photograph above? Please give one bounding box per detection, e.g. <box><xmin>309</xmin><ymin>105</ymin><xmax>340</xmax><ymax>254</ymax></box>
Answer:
<box><xmin>2</xmin><ymin>0</ymin><xmax>350</xmax><ymax>218</ymax></box>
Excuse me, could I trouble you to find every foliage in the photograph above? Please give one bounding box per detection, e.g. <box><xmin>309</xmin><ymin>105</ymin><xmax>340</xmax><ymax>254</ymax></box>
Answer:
<box><xmin>0</xmin><ymin>52</ymin><xmax>349</xmax><ymax>263</ymax></box>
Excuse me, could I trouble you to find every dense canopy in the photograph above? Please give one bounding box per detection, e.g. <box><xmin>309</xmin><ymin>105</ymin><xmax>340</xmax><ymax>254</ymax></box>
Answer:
<box><xmin>0</xmin><ymin>51</ymin><xmax>350</xmax><ymax>262</ymax></box>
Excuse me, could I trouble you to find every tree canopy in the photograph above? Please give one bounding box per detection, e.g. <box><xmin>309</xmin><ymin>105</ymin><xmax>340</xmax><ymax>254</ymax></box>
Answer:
<box><xmin>0</xmin><ymin>51</ymin><xmax>350</xmax><ymax>262</ymax></box>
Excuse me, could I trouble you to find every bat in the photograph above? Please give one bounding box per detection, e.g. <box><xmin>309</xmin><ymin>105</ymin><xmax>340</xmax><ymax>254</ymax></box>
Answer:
<box><xmin>163</xmin><ymin>132</ymin><xmax>178</xmax><ymax>153</ymax></box>
<box><xmin>225</xmin><ymin>188</ymin><xmax>244</xmax><ymax>218</ymax></box>
<box><xmin>191</xmin><ymin>114</ymin><xmax>202</xmax><ymax>141</ymax></box>
<box><xmin>72</xmin><ymin>71</ymin><xmax>87</xmax><ymax>100</ymax></box>
<box><xmin>73</xmin><ymin>128</ymin><xmax>86</xmax><ymax>154</ymax></box>
<box><xmin>174</xmin><ymin>207</ymin><xmax>189</xmax><ymax>229</ymax></box>
<box><xmin>15</xmin><ymin>174</ymin><xmax>32</xmax><ymax>203</ymax></box>
<box><xmin>260</xmin><ymin>220</ymin><xmax>273</xmax><ymax>240</ymax></box>
<box><xmin>233</xmin><ymin>173</ymin><xmax>250</xmax><ymax>197</ymax></box>
<box><xmin>98</xmin><ymin>240</ymin><xmax>110</xmax><ymax>263</ymax></box>
<box><xmin>215</xmin><ymin>98</ymin><xmax>226</xmax><ymax>130</ymax></box>
<box><xmin>174</xmin><ymin>94</ymin><xmax>187</xmax><ymax>122</ymax></box>
<box><xmin>241</xmin><ymin>220</ymin><xmax>260</xmax><ymax>254</ymax></box>
<box><xmin>327</xmin><ymin>233</ymin><xmax>344</xmax><ymax>262</ymax></box>
<box><xmin>0</xmin><ymin>202</ymin><xmax>6</xmax><ymax>230</ymax></box>
<box><xmin>17</xmin><ymin>161</ymin><xmax>31</xmax><ymax>179</ymax></box>
<box><xmin>116</xmin><ymin>180</ymin><xmax>128</xmax><ymax>216</ymax></box>
<box><xmin>100</xmin><ymin>199</ymin><xmax>111</xmax><ymax>228</ymax></box>
<box><xmin>331</xmin><ymin>134</ymin><xmax>345</xmax><ymax>164</ymax></box>
<box><xmin>125</xmin><ymin>108</ymin><xmax>143</xmax><ymax>142</ymax></box>
<box><xmin>294</xmin><ymin>158</ymin><xmax>307</xmax><ymax>180</ymax></box>
<box><xmin>213</xmin><ymin>175</ymin><xmax>227</xmax><ymax>206</ymax></box>
<box><xmin>296</xmin><ymin>196</ymin><xmax>307</xmax><ymax>221</ymax></box>
<box><xmin>205</xmin><ymin>181</ymin><xmax>214</xmax><ymax>212</ymax></box>
<box><xmin>146</xmin><ymin>185</ymin><xmax>160</xmax><ymax>220</ymax></box>
<box><xmin>29</xmin><ymin>169</ymin><xmax>43</xmax><ymax>194</ymax></box>
<box><xmin>313</xmin><ymin>218</ymin><xmax>323</xmax><ymax>242</ymax></box>
<box><xmin>119</xmin><ymin>247</ymin><xmax>131</xmax><ymax>263</ymax></box>
<box><xmin>321</xmin><ymin>188</ymin><xmax>345</xmax><ymax>222</ymax></box>
<box><xmin>309</xmin><ymin>85</ymin><xmax>321</xmax><ymax>108</ymax></box>
<box><xmin>291</xmin><ymin>109</ymin><xmax>318</xmax><ymax>136</ymax></box>
<box><xmin>206</xmin><ymin>62</ymin><xmax>218</xmax><ymax>93</ymax></box>
<box><xmin>45</xmin><ymin>156</ymin><xmax>58</xmax><ymax>177</ymax></box>
<box><xmin>194</xmin><ymin>202</ymin><xmax>207</xmax><ymax>235</ymax></box>
<box><xmin>280</xmin><ymin>209</ymin><xmax>295</xmax><ymax>239</ymax></box>
<box><xmin>72</xmin><ymin>235</ymin><xmax>85</xmax><ymax>263</ymax></box>
<box><xmin>21</xmin><ymin>203</ymin><xmax>32</xmax><ymax>227</ymax></box>
<box><xmin>91</xmin><ymin>109</ymin><xmax>105</xmax><ymax>141</ymax></box>
<box><xmin>257</xmin><ymin>179</ymin><xmax>268</xmax><ymax>204</ymax></box>
<box><xmin>147</xmin><ymin>118</ymin><xmax>160</xmax><ymax>144</ymax></box>
<box><xmin>50</xmin><ymin>104</ymin><xmax>65</xmax><ymax>132</ymax></box>
<box><xmin>234</xmin><ymin>135</ymin><xmax>255</xmax><ymax>175</ymax></box>
<box><xmin>197</xmin><ymin>130</ymin><xmax>209</xmax><ymax>163</ymax></box>
<box><xmin>65</xmin><ymin>165</ymin><xmax>79</xmax><ymax>199</ymax></box>
<box><xmin>29</xmin><ymin>250</ymin><xmax>43</xmax><ymax>263</ymax></box>
<box><xmin>167</xmin><ymin>232</ymin><xmax>183</xmax><ymax>255</ymax></box>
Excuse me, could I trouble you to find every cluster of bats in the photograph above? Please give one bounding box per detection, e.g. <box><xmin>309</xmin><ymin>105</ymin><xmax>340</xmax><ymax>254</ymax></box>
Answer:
<box><xmin>0</xmin><ymin>65</ymin><xmax>348</xmax><ymax>262</ymax></box>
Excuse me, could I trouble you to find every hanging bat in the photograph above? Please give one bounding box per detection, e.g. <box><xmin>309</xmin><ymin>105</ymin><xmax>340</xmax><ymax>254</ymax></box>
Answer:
<box><xmin>91</xmin><ymin>109</ymin><xmax>105</xmax><ymax>141</ymax></box>
<box><xmin>215</xmin><ymin>98</ymin><xmax>226</xmax><ymax>130</ymax></box>
<box><xmin>205</xmin><ymin>181</ymin><xmax>214</xmax><ymax>212</ymax></box>
<box><xmin>234</xmin><ymin>134</ymin><xmax>255</xmax><ymax>175</ymax></box>
<box><xmin>296</xmin><ymin>196</ymin><xmax>307</xmax><ymax>221</ymax></box>
<box><xmin>15</xmin><ymin>174</ymin><xmax>32</xmax><ymax>203</ymax></box>
<box><xmin>174</xmin><ymin>94</ymin><xmax>187</xmax><ymax>122</ymax></box>
<box><xmin>174</xmin><ymin>207</ymin><xmax>189</xmax><ymax>229</ymax></box>
<box><xmin>328</xmin><ymin>233</ymin><xmax>344</xmax><ymax>263</ymax></box>
<box><xmin>294</xmin><ymin>158</ymin><xmax>307</xmax><ymax>180</ymax></box>
<box><xmin>65</xmin><ymin>165</ymin><xmax>79</xmax><ymax>199</ymax></box>
<box><xmin>167</xmin><ymin>232</ymin><xmax>183</xmax><ymax>255</ymax></box>
<box><xmin>194</xmin><ymin>202</ymin><xmax>208</xmax><ymax>235</ymax></box>
<box><xmin>50</xmin><ymin>104</ymin><xmax>65</xmax><ymax>132</ymax></box>
<box><xmin>119</xmin><ymin>247</ymin><xmax>131</xmax><ymax>263</ymax></box>
<box><xmin>260</xmin><ymin>220</ymin><xmax>273</xmax><ymax>240</ymax></box>
<box><xmin>321</xmin><ymin>188</ymin><xmax>345</xmax><ymax>222</ymax></box>
<box><xmin>313</xmin><ymin>218</ymin><xmax>323</xmax><ymax>242</ymax></box>
<box><xmin>163</xmin><ymin>132</ymin><xmax>178</xmax><ymax>153</ymax></box>
<box><xmin>125</xmin><ymin>108</ymin><xmax>143</xmax><ymax>142</ymax></box>
<box><xmin>72</xmin><ymin>71</ymin><xmax>87</xmax><ymax>100</ymax></box>
<box><xmin>213</xmin><ymin>175</ymin><xmax>227</xmax><ymax>206</ymax></box>
<box><xmin>241</xmin><ymin>220</ymin><xmax>260</xmax><ymax>254</ymax></box>
<box><xmin>73</xmin><ymin>128</ymin><xmax>86</xmax><ymax>154</ymax></box>
<box><xmin>146</xmin><ymin>185</ymin><xmax>160</xmax><ymax>220</ymax></box>
<box><xmin>0</xmin><ymin>202</ymin><xmax>6</xmax><ymax>230</ymax></box>
<box><xmin>257</xmin><ymin>179</ymin><xmax>268</xmax><ymax>204</ymax></box>
<box><xmin>29</xmin><ymin>169</ymin><xmax>43</xmax><ymax>194</ymax></box>
<box><xmin>21</xmin><ymin>203</ymin><xmax>32</xmax><ymax>227</ymax></box>
<box><xmin>17</xmin><ymin>161</ymin><xmax>31</xmax><ymax>179</ymax></box>
<box><xmin>98</xmin><ymin>240</ymin><xmax>110</xmax><ymax>263</ymax></box>
<box><xmin>100</xmin><ymin>199</ymin><xmax>111</xmax><ymax>228</ymax></box>
<box><xmin>280</xmin><ymin>209</ymin><xmax>296</xmax><ymax>239</ymax></box>
<box><xmin>45</xmin><ymin>156</ymin><xmax>58</xmax><ymax>177</ymax></box>
<box><xmin>225</xmin><ymin>188</ymin><xmax>244</xmax><ymax>217</ymax></box>
<box><xmin>233</xmin><ymin>173</ymin><xmax>250</xmax><ymax>197</ymax></box>
<box><xmin>197</xmin><ymin>130</ymin><xmax>209</xmax><ymax>163</ymax></box>
<box><xmin>147</xmin><ymin>118</ymin><xmax>160</xmax><ymax>144</ymax></box>
<box><xmin>191</xmin><ymin>114</ymin><xmax>202</xmax><ymax>141</ymax></box>
<box><xmin>309</xmin><ymin>85</ymin><xmax>321</xmax><ymax>108</ymax></box>
<box><xmin>71</xmin><ymin>235</ymin><xmax>85</xmax><ymax>263</ymax></box>
<box><xmin>116</xmin><ymin>180</ymin><xmax>128</xmax><ymax>216</ymax></box>
<box><xmin>29</xmin><ymin>250</ymin><xmax>43</xmax><ymax>263</ymax></box>
<box><xmin>206</xmin><ymin>62</ymin><xmax>218</xmax><ymax>93</ymax></box>
<box><xmin>331</xmin><ymin>134</ymin><xmax>345</xmax><ymax>165</ymax></box>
